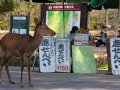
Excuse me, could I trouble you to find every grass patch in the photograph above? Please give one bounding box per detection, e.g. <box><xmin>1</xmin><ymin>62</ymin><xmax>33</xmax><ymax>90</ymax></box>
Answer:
<box><xmin>97</xmin><ymin>64</ymin><xmax>108</xmax><ymax>69</ymax></box>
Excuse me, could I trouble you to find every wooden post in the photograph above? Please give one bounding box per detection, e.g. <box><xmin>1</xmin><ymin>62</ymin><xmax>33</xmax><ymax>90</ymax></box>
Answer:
<box><xmin>40</xmin><ymin>3</ymin><xmax>46</xmax><ymax>23</ymax></box>
<box><xmin>106</xmin><ymin>38</ymin><xmax>113</xmax><ymax>75</ymax></box>
<box><xmin>80</xmin><ymin>3</ymin><xmax>88</xmax><ymax>29</ymax></box>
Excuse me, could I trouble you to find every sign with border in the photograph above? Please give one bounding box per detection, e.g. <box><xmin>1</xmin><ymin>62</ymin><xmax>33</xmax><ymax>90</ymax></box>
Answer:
<box><xmin>46</xmin><ymin>4</ymin><xmax>81</xmax><ymax>38</ymax></box>
<box><xmin>46</xmin><ymin>4</ymin><xmax>81</xmax><ymax>11</ymax></box>
<box><xmin>10</xmin><ymin>15</ymin><xmax>29</xmax><ymax>34</ymax></box>
<box><xmin>73</xmin><ymin>34</ymin><xmax>89</xmax><ymax>45</ymax></box>
<box><xmin>110</xmin><ymin>38</ymin><xmax>120</xmax><ymax>75</ymax></box>
<box><xmin>55</xmin><ymin>39</ymin><xmax>70</xmax><ymax>72</ymax></box>
<box><xmin>39</xmin><ymin>36</ymin><xmax>56</xmax><ymax>72</ymax></box>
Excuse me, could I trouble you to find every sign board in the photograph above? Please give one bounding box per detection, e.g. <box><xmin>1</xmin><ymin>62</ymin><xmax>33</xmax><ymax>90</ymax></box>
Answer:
<box><xmin>73</xmin><ymin>34</ymin><xmax>89</xmax><ymax>45</ymax></box>
<box><xmin>46</xmin><ymin>4</ymin><xmax>81</xmax><ymax>11</ymax></box>
<box><xmin>46</xmin><ymin>4</ymin><xmax>81</xmax><ymax>38</ymax></box>
<box><xmin>10</xmin><ymin>16</ymin><xmax>29</xmax><ymax>34</ymax></box>
<box><xmin>110</xmin><ymin>38</ymin><xmax>120</xmax><ymax>75</ymax></box>
<box><xmin>39</xmin><ymin>36</ymin><xmax>55</xmax><ymax>72</ymax></box>
<box><xmin>72</xmin><ymin>46</ymin><xmax>97</xmax><ymax>73</ymax></box>
<box><xmin>55</xmin><ymin>39</ymin><xmax>70</xmax><ymax>72</ymax></box>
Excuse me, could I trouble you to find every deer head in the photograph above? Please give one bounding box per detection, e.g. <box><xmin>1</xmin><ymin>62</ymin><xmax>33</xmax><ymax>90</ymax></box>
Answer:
<box><xmin>34</xmin><ymin>17</ymin><xmax>56</xmax><ymax>37</ymax></box>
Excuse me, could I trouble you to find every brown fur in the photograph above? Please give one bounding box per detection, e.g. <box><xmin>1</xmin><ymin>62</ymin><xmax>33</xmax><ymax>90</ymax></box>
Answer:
<box><xmin>0</xmin><ymin>18</ymin><xmax>56</xmax><ymax>87</ymax></box>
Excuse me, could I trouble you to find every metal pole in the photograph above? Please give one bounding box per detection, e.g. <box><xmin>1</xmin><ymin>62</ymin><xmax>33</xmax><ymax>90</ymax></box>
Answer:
<box><xmin>116</xmin><ymin>0</ymin><xmax>120</xmax><ymax>37</ymax></box>
<box><xmin>63</xmin><ymin>0</ymin><xmax>65</xmax><ymax>38</ymax></box>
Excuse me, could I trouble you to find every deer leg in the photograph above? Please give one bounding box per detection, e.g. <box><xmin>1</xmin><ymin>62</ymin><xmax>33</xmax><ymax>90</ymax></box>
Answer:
<box><xmin>19</xmin><ymin>57</ymin><xmax>24</xmax><ymax>88</ymax></box>
<box><xmin>4</xmin><ymin>57</ymin><xmax>15</xmax><ymax>84</ymax></box>
<box><xmin>0</xmin><ymin>53</ymin><xmax>8</xmax><ymax>84</ymax></box>
<box><xmin>27</xmin><ymin>56</ymin><xmax>33</xmax><ymax>87</ymax></box>
<box><xmin>0</xmin><ymin>60</ymin><xmax>4</xmax><ymax>84</ymax></box>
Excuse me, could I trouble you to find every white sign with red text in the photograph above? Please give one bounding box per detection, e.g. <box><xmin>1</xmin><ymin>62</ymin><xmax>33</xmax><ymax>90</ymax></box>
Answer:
<box><xmin>55</xmin><ymin>39</ymin><xmax>70</xmax><ymax>72</ymax></box>
<box><xmin>74</xmin><ymin>34</ymin><xmax>89</xmax><ymax>45</ymax></box>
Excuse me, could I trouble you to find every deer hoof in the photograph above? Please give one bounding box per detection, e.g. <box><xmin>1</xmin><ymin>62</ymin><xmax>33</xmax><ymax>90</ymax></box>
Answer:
<box><xmin>10</xmin><ymin>81</ymin><xmax>15</xmax><ymax>84</ymax></box>
<box><xmin>29</xmin><ymin>84</ymin><xmax>33</xmax><ymax>87</ymax></box>
<box><xmin>0</xmin><ymin>79</ymin><xmax>2</xmax><ymax>84</ymax></box>
<box><xmin>20</xmin><ymin>85</ymin><xmax>24</xmax><ymax>88</ymax></box>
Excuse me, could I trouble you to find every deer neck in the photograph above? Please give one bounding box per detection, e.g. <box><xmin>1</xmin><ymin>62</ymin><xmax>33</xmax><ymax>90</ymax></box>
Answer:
<box><xmin>29</xmin><ymin>28</ymin><xmax>43</xmax><ymax>52</ymax></box>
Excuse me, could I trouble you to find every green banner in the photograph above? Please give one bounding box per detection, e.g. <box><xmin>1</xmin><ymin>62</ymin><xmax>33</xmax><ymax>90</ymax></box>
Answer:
<box><xmin>54</xmin><ymin>0</ymin><xmax>88</xmax><ymax>3</ymax></box>
<box><xmin>67</xmin><ymin>0</ymin><xmax>88</xmax><ymax>3</ymax></box>
<box><xmin>72</xmin><ymin>46</ymin><xmax>97</xmax><ymax>73</ymax></box>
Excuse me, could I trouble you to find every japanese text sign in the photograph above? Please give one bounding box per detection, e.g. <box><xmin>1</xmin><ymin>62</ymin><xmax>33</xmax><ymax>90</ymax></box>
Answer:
<box><xmin>74</xmin><ymin>34</ymin><xmax>89</xmax><ymax>45</ymax></box>
<box><xmin>110</xmin><ymin>38</ymin><xmax>120</xmax><ymax>75</ymax></box>
<box><xmin>39</xmin><ymin>36</ymin><xmax>55</xmax><ymax>72</ymax></box>
<box><xmin>46</xmin><ymin>4</ymin><xmax>81</xmax><ymax>11</ymax></box>
<box><xmin>55</xmin><ymin>39</ymin><xmax>70</xmax><ymax>72</ymax></box>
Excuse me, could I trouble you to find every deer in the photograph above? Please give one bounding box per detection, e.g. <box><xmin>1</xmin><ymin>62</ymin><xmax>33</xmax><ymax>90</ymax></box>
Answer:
<box><xmin>0</xmin><ymin>17</ymin><xmax>56</xmax><ymax>87</ymax></box>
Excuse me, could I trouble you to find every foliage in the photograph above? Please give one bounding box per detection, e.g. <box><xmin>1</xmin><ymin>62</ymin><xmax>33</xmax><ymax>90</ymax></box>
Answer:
<box><xmin>0</xmin><ymin>0</ymin><xmax>20</xmax><ymax>13</ymax></box>
<box><xmin>97</xmin><ymin>64</ymin><xmax>108</xmax><ymax>69</ymax></box>
<box><xmin>90</xmin><ymin>16</ymin><xmax>97</xmax><ymax>29</ymax></box>
<box><xmin>89</xmin><ymin>9</ymin><xmax>119</xmax><ymax>30</ymax></box>
<box><xmin>0</xmin><ymin>1</ymin><xmax>40</xmax><ymax>30</ymax></box>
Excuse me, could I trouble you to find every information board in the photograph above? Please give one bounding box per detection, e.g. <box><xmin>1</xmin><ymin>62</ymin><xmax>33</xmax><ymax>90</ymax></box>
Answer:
<box><xmin>46</xmin><ymin>4</ymin><xmax>81</xmax><ymax>38</ymax></box>
<box><xmin>55</xmin><ymin>39</ymin><xmax>70</xmax><ymax>72</ymax></box>
<box><xmin>10</xmin><ymin>16</ymin><xmax>29</xmax><ymax>34</ymax></box>
<box><xmin>110</xmin><ymin>38</ymin><xmax>120</xmax><ymax>75</ymax></box>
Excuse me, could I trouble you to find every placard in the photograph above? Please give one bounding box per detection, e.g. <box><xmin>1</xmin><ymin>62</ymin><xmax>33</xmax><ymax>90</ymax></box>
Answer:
<box><xmin>110</xmin><ymin>38</ymin><xmax>120</xmax><ymax>75</ymax></box>
<box><xmin>39</xmin><ymin>36</ymin><xmax>55</xmax><ymax>72</ymax></box>
<box><xmin>72</xmin><ymin>46</ymin><xmax>97</xmax><ymax>73</ymax></box>
<box><xmin>73</xmin><ymin>34</ymin><xmax>89</xmax><ymax>45</ymax></box>
<box><xmin>55</xmin><ymin>39</ymin><xmax>70</xmax><ymax>72</ymax></box>
<box><xmin>10</xmin><ymin>16</ymin><xmax>29</xmax><ymax>34</ymax></box>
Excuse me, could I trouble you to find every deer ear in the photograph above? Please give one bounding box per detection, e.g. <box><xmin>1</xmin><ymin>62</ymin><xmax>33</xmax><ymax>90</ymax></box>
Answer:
<box><xmin>34</xmin><ymin>17</ymin><xmax>39</xmax><ymax>25</ymax></box>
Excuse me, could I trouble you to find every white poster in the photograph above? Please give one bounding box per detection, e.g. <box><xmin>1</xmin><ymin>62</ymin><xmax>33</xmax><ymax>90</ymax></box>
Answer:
<box><xmin>20</xmin><ymin>29</ymin><xmax>27</xmax><ymax>34</ymax></box>
<box><xmin>39</xmin><ymin>36</ymin><xmax>55</xmax><ymax>72</ymax></box>
<box><xmin>55</xmin><ymin>39</ymin><xmax>70</xmax><ymax>72</ymax></box>
<box><xmin>74</xmin><ymin>34</ymin><xmax>89</xmax><ymax>45</ymax></box>
<box><xmin>110</xmin><ymin>38</ymin><xmax>120</xmax><ymax>75</ymax></box>
<box><xmin>12</xmin><ymin>29</ymin><xmax>26</xmax><ymax>34</ymax></box>
<box><xmin>12</xmin><ymin>29</ymin><xmax>19</xmax><ymax>33</ymax></box>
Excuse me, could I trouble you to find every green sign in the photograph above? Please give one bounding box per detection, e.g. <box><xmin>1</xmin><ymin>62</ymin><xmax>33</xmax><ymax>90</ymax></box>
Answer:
<box><xmin>54</xmin><ymin>0</ymin><xmax>88</xmax><ymax>3</ymax></box>
<box><xmin>72</xmin><ymin>46</ymin><xmax>97</xmax><ymax>73</ymax></box>
<box><xmin>67</xmin><ymin>0</ymin><xmax>88</xmax><ymax>3</ymax></box>
<box><xmin>46</xmin><ymin>4</ymin><xmax>81</xmax><ymax>38</ymax></box>
<box><xmin>10</xmin><ymin>16</ymin><xmax>29</xmax><ymax>34</ymax></box>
